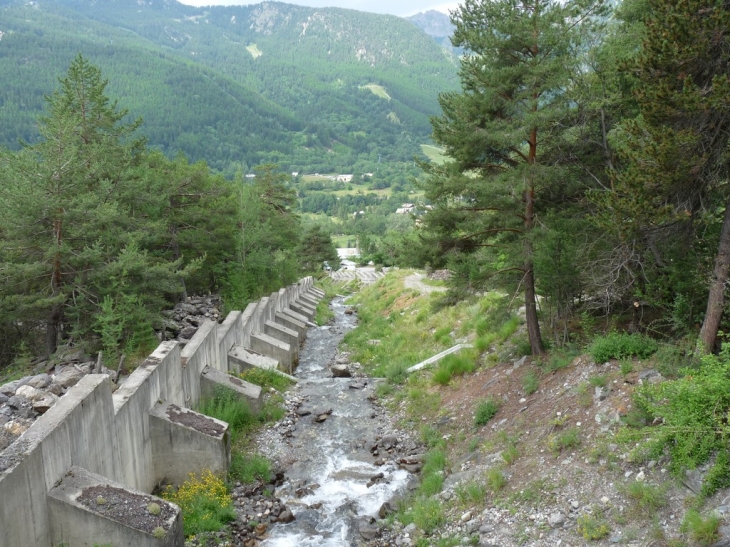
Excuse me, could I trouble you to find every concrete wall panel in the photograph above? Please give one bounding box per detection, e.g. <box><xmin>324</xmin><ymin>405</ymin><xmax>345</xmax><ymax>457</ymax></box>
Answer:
<box><xmin>217</xmin><ymin>311</ymin><xmax>242</xmax><ymax>372</ymax></box>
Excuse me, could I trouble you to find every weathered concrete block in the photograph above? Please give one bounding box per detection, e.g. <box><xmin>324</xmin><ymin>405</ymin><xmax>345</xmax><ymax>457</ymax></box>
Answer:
<box><xmin>228</xmin><ymin>346</ymin><xmax>279</xmax><ymax>373</ymax></box>
<box><xmin>299</xmin><ymin>294</ymin><xmax>319</xmax><ymax>308</ymax></box>
<box><xmin>309</xmin><ymin>287</ymin><xmax>325</xmax><ymax>299</ymax></box>
<box><xmin>149</xmin><ymin>401</ymin><xmax>230</xmax><ymax>487</ymax></box>
<box><xmin>200</xmin><ymin>365</ymin><xmax>263</xmax><ymax>413</ymax></box>
<box><xmin>264</xmin><ymin>320</ymin><xmax>300</xmax><ymax>363</ymax></box>
<box><xmin>275</xmin><ymin>311</ymin><xmax>307</xmax><ymax>338</ymax></box>
<box><xmin>48</xmin><ymin>466</ymin><xmax>183</xmax><ymax>547</ymax></box>
<box><xmin>250</xmin><ymin>332</ymin><xmax>293</xmax><ymax>372</ymax></box>
<box><xmin>290</xmin><ymin>301</ymin><xmax>315</xmax><ymax>321</ymax></box>
<box><xmin>281</xmin><ymin>307</ymin><xmax>310</xmax><ymax>325</ymax></box>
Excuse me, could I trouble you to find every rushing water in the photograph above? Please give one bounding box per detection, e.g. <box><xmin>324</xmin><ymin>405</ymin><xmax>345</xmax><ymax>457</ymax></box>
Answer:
<box><xmin>260</xmin><ymin>297</ymin><xmax>412</xmax><ymax>547</ymax></box>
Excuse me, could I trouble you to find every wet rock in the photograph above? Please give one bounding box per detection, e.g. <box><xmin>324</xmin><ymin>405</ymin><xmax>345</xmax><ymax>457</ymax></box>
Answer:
<box><xmin>359</xmin><ymin>521</ymin><xmax>380</xmax><ymax>540</ymax></box>
<box><xmin>349</xmin><ymin>382</ymin><xmax>366</xmax><ymax>390</ymax></box>
<box><xmin>331</xmin><ymin>365</ymin><xmax>351</xmax><ymax>378</ymax></box>
<box><xmin>0</xmin><ymin>394</ymin><xmax>8</xmax><ymax>404</ymax></box>
<box><xmin>277</xmin><ymin>509</ymin><xmax>295</xmax><ymax>523</ymax></box>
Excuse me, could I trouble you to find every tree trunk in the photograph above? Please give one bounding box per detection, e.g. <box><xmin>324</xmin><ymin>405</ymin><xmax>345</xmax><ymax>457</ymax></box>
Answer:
<box><xmin>699</xmin><ymin>200</ymin><xmax>730</xmax><ymax>353</ymax></box>
<box><xmin>525</xmin><ymin>124</ymin><xmax>545</xmax><ymax>356</ymax></box>
<box><xmin>524</xmin><ymin>182</ymin><xmax>545</xmax><ymax>356</ymax></box>
<box><xmin>47</xmin><ymin>218</ymin><xmax>63</xmax><ymax>356</ymax></box>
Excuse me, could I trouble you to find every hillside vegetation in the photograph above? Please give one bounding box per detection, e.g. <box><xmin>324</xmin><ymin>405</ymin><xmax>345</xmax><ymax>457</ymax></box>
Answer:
<box><xmin>341</xmin><ymin>271</ymin><xmax>730</xmax><ymax>547</ymax></box>
<box><xmin>0</xmin><ymin>0</ymin><xmax>458</xmax><ymax>176</ymax></box>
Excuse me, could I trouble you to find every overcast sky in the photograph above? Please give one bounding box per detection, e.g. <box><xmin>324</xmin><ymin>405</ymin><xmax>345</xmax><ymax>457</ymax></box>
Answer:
<box><xmin>176</xmin><ymin>0</ymin><xmax>461</xmax><ymax>17</ymax></box>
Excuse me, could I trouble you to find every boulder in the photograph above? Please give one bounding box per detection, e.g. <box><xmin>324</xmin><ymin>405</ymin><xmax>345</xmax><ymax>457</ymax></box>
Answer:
<box><xmin>26</xmin><ymin>374</ymin><xmax>52</xmax><ymax>389</ymax></box>
<box><xmin>15</xmin><ymin>385</ymin><xmax>43</xmax><ymax>401</ymax></box>
<box><xmin>32</xmin><ymin>393</ymin><xmax>58</xmax><ymax>415</ymax></box>
<box><xmin>54</xmin><ymin>367</ymin><xmax>84</xmax><ymax>388</ymax></box>
<box><xmin>331</xmin><ymin>365</ymin><xmax>351</xmax><ymax>378</ymax></box>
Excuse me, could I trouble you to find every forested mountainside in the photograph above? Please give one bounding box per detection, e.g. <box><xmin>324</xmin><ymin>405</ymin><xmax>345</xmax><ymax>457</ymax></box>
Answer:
<box><xmin>0</xmin><ymin>0</ymin><xmax>458</xmax><ymax>175</ymax></box>
<box><xmin>406</xmin><ymin>10</ymin><xmax>459</xmax><ymax>54</ymax></box>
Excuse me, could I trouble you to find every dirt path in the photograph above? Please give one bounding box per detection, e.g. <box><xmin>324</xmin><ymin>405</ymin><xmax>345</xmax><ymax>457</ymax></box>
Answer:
<box><xmin>403</xmin><ymin>272</ymin><xmax>447</xmax><ymax>294</ymax></box>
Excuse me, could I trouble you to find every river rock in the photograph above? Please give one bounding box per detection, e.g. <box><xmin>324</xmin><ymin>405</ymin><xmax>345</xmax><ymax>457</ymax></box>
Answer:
<box><xmin>359</xmin><ymin>521</ymin><xmax>380</xmax><ymax>540</ymax></box>
<box><xmin>331</xmin><ymin>365</ymin><xmax>351</xmax><ymax>378</ymax></box>
<box><xmin>278</xmin><ymin>509</ymin><xmax>295</xmax><ymax>523</ymax></box>
<box><xmin>0</xmin><ymin>393</ymin><xmax>8</xmax><ymax>404</ymax></box>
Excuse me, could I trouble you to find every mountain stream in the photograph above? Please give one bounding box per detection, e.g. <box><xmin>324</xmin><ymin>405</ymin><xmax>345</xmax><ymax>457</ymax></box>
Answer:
<box><xmin>257</xmin><ymin>297</ymin><xmax>417</xmax><ymax>546</ymax></box>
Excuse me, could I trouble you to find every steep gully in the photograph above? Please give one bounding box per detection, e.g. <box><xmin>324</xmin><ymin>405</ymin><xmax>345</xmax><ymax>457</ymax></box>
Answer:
<box><xmin>254</xmin><ymin>297</ymin><xmax>419</xmax><ymax>546</ymax></box>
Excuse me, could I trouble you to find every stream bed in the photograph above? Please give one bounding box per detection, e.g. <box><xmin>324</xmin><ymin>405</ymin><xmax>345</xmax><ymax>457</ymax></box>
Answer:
<box><xmin>255</xmin><ymin>297</ymin><xmax>420</xmax><ymax>546</ymax></box>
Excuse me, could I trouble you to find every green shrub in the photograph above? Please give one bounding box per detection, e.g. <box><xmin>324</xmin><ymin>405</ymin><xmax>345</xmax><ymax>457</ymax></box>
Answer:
<box><xmin>632</xmin><ymin>344</ymin><xmax>730</xmax><ymax>495</ymax></box>
<box><xmin>541</xmin><ymin>349</ymin><xmax>578</xmax><ymax>372</ymax></box>
<box><xmin>576</xmin><ymin>514</ymin><xmax>610</xmax><ymax>540</ymax></box>
<box><xmin>623</xmin><ymin>482</ymin><xmax>668</xmax><ymax>515</ymax></box>
<box><xmin>239</xmin><ymin>367</ymin><xmax>294</xmax><ymax>392</ymax></box>
<box><xmin>548</xmin><ymin>427</ymin><xmax>581</xmax><ymax>453</ymax></box>
<box><xmin>502</xmin><ymin>444</ymin><xmax>519</xmax><ymax>465</ymax></box>
<box><xmin>198</xmin><ymin>387</ymin><xmax>256</xmax><ymax>441</ymax></box>
<box><xmin>420</xmin><ymin>473</ymin><xmax>444</xmax><ymax>496</ymax></box>
<box><xmin>681</xmin><ymin>509</ymin><xmax>720</xmax><ymax>546</ymax></box>
<box><xmin>230</xmin><ymin>453</ymin><xmax>271</xmax><ymax>484</ymax></box>
<box><xmin>589</xmin><ymin>332</ymin><xmax>658</xmax><ymax>362</ymax></box>
<box><xmin>432</xmin><ymin>353</ymin><xmax>475</xmax><ymax>386</ymax></box>
<box><xmin>433</xmin><ymin>326</ymin><xmax>452</xmax><ymax>345</ymax></box>
<box><xmin>420</xmin><ymin>425</ymin><xmax>445</xmax><ymax>449</ymax></box>
<box><xmin>455</xmin><ymin>480</ymin><xmax>487</xmax><ymax>505</ymax></box>
<box><xmin>422</xmin><ymin>449</ymin><xmax>447</xmax><ymax>476</ymax></box>
<box><xmin>522</xmin><ymin>371</ymin><xmax>540</xmax><ymax>395</ymax></box>
<box><xmin>474</xmin><ymin>398</ymin><xmax>501</xmax><ymax>426</ymax></box>
<box><xmin>401</xmin><ymin>497</ymin><xmax>445</xmax><ymax>534</ymax></box>
<box><xmin>163</xmin><ymin>470</ymin><xmax>236</xmax><ymax>537</ymax></box>
<box><xmin>485</xmin><ymin>468</ymin><xmax>506</xmax><ymax>492</ymax></box>
<box><xmin>588</xmin><ymin>375</ymin><xmax>607</xmax><ymax>388</ymax></box>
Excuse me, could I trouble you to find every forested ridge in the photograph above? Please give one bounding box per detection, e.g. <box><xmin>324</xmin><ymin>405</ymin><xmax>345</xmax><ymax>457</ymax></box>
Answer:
<box><xmin>0</xmin><ymin>0</ymin><xmax>458</xmax><ymax>176</ymax></box>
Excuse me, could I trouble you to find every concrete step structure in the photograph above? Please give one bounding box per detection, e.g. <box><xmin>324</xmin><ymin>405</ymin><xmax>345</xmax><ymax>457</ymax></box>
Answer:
<box><xmin>200</xmin><ymin>365</ymin><xmax>263</xmax><ymax>413</ymax></box>
<box><xmin>48</xmin><ymin>466</ymin><xmax>183</xmax><ymax>547</ymax></box>
<box><xmin>0</xmin><ymin>276</ymin><xmax>321</xmax><ymax>547</ymax></box>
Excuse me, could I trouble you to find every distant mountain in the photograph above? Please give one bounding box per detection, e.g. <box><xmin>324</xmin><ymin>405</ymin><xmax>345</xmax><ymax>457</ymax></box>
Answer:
<box><xmin>0</xmin><ymin>0</ymin><xmax>459</xmax><ymax>174</ymax></box>
<box><xmin>406</xmin><ymin>10</ymin><xmax>460</xmax><ymax>54</ymax></box>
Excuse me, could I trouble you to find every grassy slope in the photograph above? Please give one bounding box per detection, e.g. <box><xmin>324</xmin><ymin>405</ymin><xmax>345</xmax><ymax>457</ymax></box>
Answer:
<box><xmin>340</xmin><ymin>271</ymin><xmax>726</xmax><ymax>547</ymax></box>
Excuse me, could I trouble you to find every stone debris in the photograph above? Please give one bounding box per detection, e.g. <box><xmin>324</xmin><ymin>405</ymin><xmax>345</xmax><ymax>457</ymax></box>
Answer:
<box><xmin>160</xmin><ymin>295</ymin><xmax>222</xmax><ymax>346</ymax></box>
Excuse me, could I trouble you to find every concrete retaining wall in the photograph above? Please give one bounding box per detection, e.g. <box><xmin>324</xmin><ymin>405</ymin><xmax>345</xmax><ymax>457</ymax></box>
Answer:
<box><xmin>0</xmin><ymin>276</ymin><xmax>320</xmax><ymax>547</ymax></box>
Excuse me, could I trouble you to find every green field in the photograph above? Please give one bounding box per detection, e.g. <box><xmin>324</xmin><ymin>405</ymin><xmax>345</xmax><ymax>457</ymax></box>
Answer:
<box><xmin>421</xmin><ymin>144</ymin><xmax>448</xmax><ymax>165</ymax></box>
<box><xmin>246</xmin><ymin>44</ymin><xmax>263</xmax><ymax>59</ymax></box>
<box><xmin>360</xmin><ymin>84</ymin><xmax>392</xmax><ymax>101</ymax></box>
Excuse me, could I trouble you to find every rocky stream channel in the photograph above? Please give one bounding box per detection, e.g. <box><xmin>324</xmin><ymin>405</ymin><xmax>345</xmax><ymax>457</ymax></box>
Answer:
<box><xmin>213</xmin><ymin>297</ymin><xmax>425</xmax><ymax>547</ymax></box>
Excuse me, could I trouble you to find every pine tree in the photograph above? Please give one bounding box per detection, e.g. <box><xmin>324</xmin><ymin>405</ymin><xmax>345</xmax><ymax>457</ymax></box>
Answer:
<box><xmin>420</xmin><ymin>0</ymin><xmax>605</xmax><ymax>355</ymax></box>
<box><xmin>0</xmin><ymin>55</ymin><xmax>178</xmax><ymax>355</ymax></box>
<box><xmin>596</xmin><ymin>0</ymin><xmax>730</xmax><ymax>352</ymax></box>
